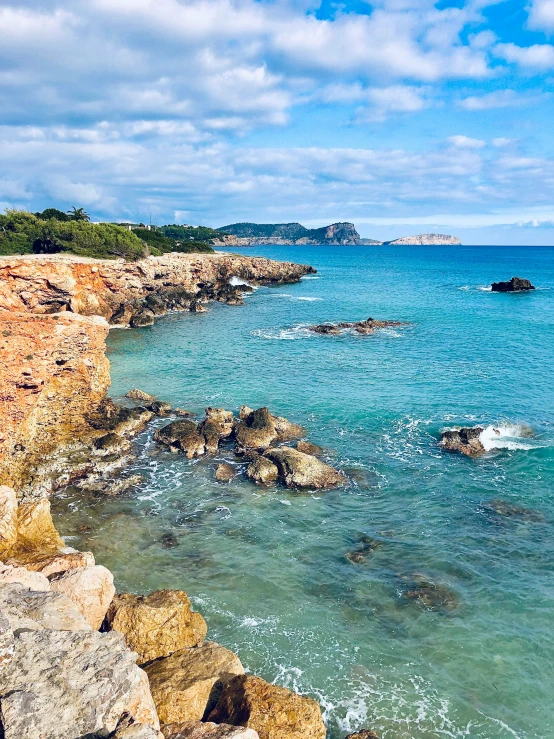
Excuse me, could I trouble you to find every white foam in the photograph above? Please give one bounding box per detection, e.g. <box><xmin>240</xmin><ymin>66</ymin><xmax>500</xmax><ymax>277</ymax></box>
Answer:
<box><xmin>479</xmin><ymin>424</ymin><xmax>535</xmax><ymax>452</ymax></box>
<box><xmin>478</xmin><ymin>285</ymin><xmax>492</xmax><ymax>292</ymax></box>
<box><xmin>293</xmin><ymin>296</ymin><xmax>323</xmax><ymax>302</ymax></box>
<box><xmin>252</xmin><ymin>325</ymin><xmax>312</xmax><ymax>340</ymax></box>
<box><xmin>229</xmin><ymin>275</ymin><xmax>257</xmax><ymax>289</ymax></box>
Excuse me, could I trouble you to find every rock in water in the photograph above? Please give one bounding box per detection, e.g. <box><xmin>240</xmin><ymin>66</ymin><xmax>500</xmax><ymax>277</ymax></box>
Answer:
<box><xmin>263</xmin><ymin>447</ymin><xmax>345</xmax><ymax>489</ymax></box>
<box><xmin>234</xmin><ymin>407</ymin><xmax>304</xmax><ymax>451</ymax></box>
<box><xmin>162</xmin><ymin>722</ymin><xmax>259</xmax><ymax>739</ymax></box>
<box><xmin>49</xmin><ymin>564</ymin><xmax>115</xmax><ymax>629</ymax></box>
<box><xmin>204</xmin><ymin>408</ymin><xmax>235</xmax><ymax>438</ymax></box>
<box><xmin>126</xmin><ymin>389</ymin><xmax>156</xmax><ymax>401</ymax></box>
<box><xmin>439</xmin><ymin>427</ymin><xmax>485</xmax><ymax>457</ymax></box>
<box><xmin>144</xmin><ymin>641</ymin><xmax>244</xmax><ymax>725</ymax></box>
<box><xmin>0</xmin><ymin>629</ymin><xmax>159</xmax><ymax>739</ymax></box>
<box><xmin>208</xmin><ymin>674</ymin><xmax>326</xmax><ymax>739</ymax></box>
<box><xmin>246</xmin><ymin>456</ymin><xmax>279</xmax><ymax>484</ymax></box>
<box><xmin>154</xmin><ymin>420</ymin><xmax>206</xmax><ymax>458</ymax></box>
<box><xmin>147</xmin><ymin>400</ymin><xmax>173</xmax><ymax>417</ymax></box>
<box><xmin>481</xmin><ymin>498</ymin><xmax>544</xmax><ymax>522</ymax></box>
<box><xmin>346</xmin><ymin>731</ymin><xmax>380</xmax><ymax>739</ymax></box>
<box><xmin>491</xmin><ymin>277</ymin><xmax>535</xmax><ymax>292</ymax></box>
<box><xmin>106</xmin><ymin>589</ymin><xmax>208</xmax><ymax>664</ymax></box>
<box><xmin>215</xmin><ymin>463</ymin><xmax>236</xmax><ymax>482</ymax></box>
<box><xmin>296</xmin><ymin>440</ymin><xmax>323</xmax><ymax>457</ymax></box>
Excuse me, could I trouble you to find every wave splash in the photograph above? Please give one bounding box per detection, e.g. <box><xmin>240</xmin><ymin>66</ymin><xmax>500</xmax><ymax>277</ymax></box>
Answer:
<box><xmin>479</xmin><ymin>424</ymin><xmax>536</xmax><ymax>452</ymax></box>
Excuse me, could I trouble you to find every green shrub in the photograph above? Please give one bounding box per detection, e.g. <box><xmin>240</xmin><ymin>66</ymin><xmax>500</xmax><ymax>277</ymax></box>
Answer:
<box><xmin>134</xmin><ymin>228</ymin><xmax>214</xmax><ymax>254</ymax></box>
<box><xmin>158</xmin><ymin>224</ymin><xmax>223</xmax><ymax>243</ymax></box>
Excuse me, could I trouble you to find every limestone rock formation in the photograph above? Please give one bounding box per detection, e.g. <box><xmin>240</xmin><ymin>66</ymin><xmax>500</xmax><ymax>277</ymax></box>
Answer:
<box><xmin>0</xmin><ymin>582</ymin><xmax>91</xmax><ymax>631</ymax></box>
<box><xmin>264</xmin><ymin>447</ymin><xmax>345</xmax><ymax>489</ymax></box>
<box><xmin>145</xmin><ymin>641</ymin><xmax>244</xmax><ymax>725</ymax></box>
<box><xmin>8</xmin><ymin>549</ymin><xmax>95</xmax><ymax>577</ymax></box>
<box><xmin>0</xmin><ymin>628</ymin><xmax>159</xmax><ymax>739</ymax></box>
<box><xmin>49</xmin><ymin>564</ymin><xmax>115</xmax><ymax>629</ymax></box>
<box><xmin>384</xmin><ymin>233</ymin><xmax>461</xmax><ymax>245</ymax></box>
<box><xmin>491</xmin><ymin>276</ymin><xmax>536</xmax><ymax>292</ymax></box>
<box><xmin>296</xmin><ymin>441</ymin><xmax>323</xmax><ymax>457</ymax></box>
<box><xmin>208</xmin><ymin>674</ymin><xmax>326</xmax><ymax>739</ymax></box>
<box><xmin>246</xmin><ymin>456</ymin><xmax>279</xmax><ymax>484</ymax></box>
<box><xmin>204</xmin><ymin>408</ymin><xmax>235</xmax><ymax>438</ymax></box>
<box><xmin>106</xmin><ymin>589</ymin><xmax>208</xmax><ymax>664</ymax></box>
<box><xmin>439</xmin><ymin>427</ymin><xmax>485</xmax><ymax>457</ymax></box>
<box><xmin>162</xmin><ymin>722</ymin><xmax>259</xmax><ymax>739</ymax></box>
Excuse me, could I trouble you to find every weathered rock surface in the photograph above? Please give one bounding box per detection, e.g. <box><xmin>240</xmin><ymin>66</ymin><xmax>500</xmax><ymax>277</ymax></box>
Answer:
<box><xmin>0</xmin><ymin>562</ymin><xmax>50</xmax><ymax>591</ymax></box>
<box><xmin>106</xmin><ymin>589</ymin><xmax>208</xmax><ymax>664</ymax></box>
<box><xmin>0</xmin><ymin>628</ymin><xmax>159</xmax><ymax>739</ymax></box>
<box><xmin>126</xmin><ymin>388</ymin><xmax>156</xmax><ymax>401</ymax></box>
<box><xmin>162</xmin><ymin>721</ymin><xmax>259</xmax><ymax>739</ymax></box>
<box><xmin>309</xmin><ymin>317</ymin><xmax>406</xmax><ymax>336</ymax></box>
<box><xmin>234</xmin><ymin>408</ymin><xmax>304</xmax><ymax>451</ymax></box>
<box><xmin>0</xmin><ymin>485</ymin><xmax>17</xmax><ymax>552</ymax></box>
<box><xmin>148</xmin><ymin>400</ymin><xmax>173</xmax><ymax>417</ymax></box>
<box><xmin>439</xmin><ymin>427</ymin><xmax>485</xmax><ymax>457</ymax></box>
<box><xmin>9</xmin><ymin>498</ymin><xmax>66</xmax><ymax>559</ymax></box>
<box><xmin>116</xmin><ymin>719</ymin><xmax>162</xmax><ymax>739</ymax></box>
<box><xmin>345</xmin><ymin>731</ymin><xmax>380</xmax><ymax>739</ymax></box>
<box><xmin>7</xmin><ymin>549</ymin><xmax>95</xmax><ymax>577</ymax></box>
<box><xmin>296</xmin><ymin>440</ymin><xmax>323</xmax><ymax>457</ymax></box>
<box><xmin>0</xmin><ymin>582</ymin><xmax>91</xmax><ymax>631</ymax></box>
<box><xmin>0</xmin><ymin>613</ymin><xmax>13</xmax><ymax>667</ymax></box>
<box><xmin>491</xmin><ymin>276</ymin><xmax>536</xmax><ymax>292</ymax></box>
<box><xmin>215</xmin><ymin>463</ymin><xmax>236</xmax><ymax>482</ymax></box>
<box><xmin>154</xmin><ymin>420</ymin><xmax>206</xmax><ymax>458</ymax></box>
<box><xmin>208</xmin><ymin>674</ymin><xmax>326</xmax><ymax>739</ymax></box>
<box><xmin>205</xmin><ymin>408</ymin><xmax>235</xmax><ymax>438</ymax></box>
<box><xmin>264</xmin><ymin>447</ymin><xmax>345</xmax><ymax>489</ymax></box>
<box><xmin>246</xmin><ymin>456</ymin><xmax>279</xmax><ymax>484</ymax></box>
<box><xmin>145</xmin><ymin>641</ymin><xmax>244</xmax><ymax>725</ymax></box>
<box><xmin>50</xmin><ymin>564</ymin><xmax>115</xmax><ymax>629</ymax></box>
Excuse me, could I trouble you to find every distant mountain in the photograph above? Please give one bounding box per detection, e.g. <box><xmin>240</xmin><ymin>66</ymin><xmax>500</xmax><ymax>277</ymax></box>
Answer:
<box><xmin>383</xmin><ymin>233</ymin><xmax>461</xmax><ymax>245</ymax></box>
<box><xmin>216</xmin><ymin>222</ymin><xmax>361</xmax><ymax>245</ymax></box>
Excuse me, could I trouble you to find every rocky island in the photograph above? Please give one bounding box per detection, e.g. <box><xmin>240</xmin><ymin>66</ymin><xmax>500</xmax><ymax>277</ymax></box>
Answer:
<box><xmin>382</xmin><ymin>234</ymin><xmax>462</xmax><ymax>246</ymax></box>
<box><xmin>491</xmin><ymin>276</ymin><xmax>535</xmax><ymax>292</ymax></box>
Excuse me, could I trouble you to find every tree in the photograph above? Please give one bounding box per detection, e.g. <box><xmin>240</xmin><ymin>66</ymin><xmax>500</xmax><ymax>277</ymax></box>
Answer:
<box><xmin>67</xmin><ymin>207</ymin><xmax>90</xmax><ymax>222</ymax></box>
<box><xmin>35</xmin><ymin>208</ymin><xmax>69</xmax><ymax>222</ymax></box>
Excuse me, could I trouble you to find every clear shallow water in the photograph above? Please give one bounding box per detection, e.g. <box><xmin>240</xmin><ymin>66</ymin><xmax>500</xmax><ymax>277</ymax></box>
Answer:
<box><xmin>53</xmin><ymin>246</ymin><xmax>554</xmax><ymax>739</ymax></box>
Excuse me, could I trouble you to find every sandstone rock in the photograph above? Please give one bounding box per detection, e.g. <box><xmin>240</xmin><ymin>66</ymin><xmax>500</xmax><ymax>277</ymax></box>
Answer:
<box><xmin>0</xmin><ymin>485</ymin><xmax>17</xmax><ymax>553</ymax></box>
<box><xmin>50</xmin><ymin>564</ymin><xmax>115</xmax><ymax>629</ymax></box>
<box><xmin>14</xmin><ymin>499</ymin><xmax>65</xmax><ymax>555</ymax></box>
<box><xmin>7</xmin><ymin>549</ymin><xmax>95</xmax><ymax>577</ymax></box>
<box><xmin>215</xmin><ymin>463</ymin><xmax>236</xmax><ymax>482</ymax></box>
<box><xmin>491</xmin><ymin>276</ymin><xmax>535</xmax><ymax>292</ymax></box>
<box><xmin>145</xmin><ymin>641</ymin><xmax>244</xmax><ymax>725</ymax></box>
<box><xmin>439</xmin><ymin>427</ymin><xmax>485</xmax><ymax>457</ymax></box>
<box><xmin>346</xmin><ymin>731</ymin><xmax>380</xmax><ymax>739</ymax></box>
<box><xmin>147</xmin><ymin>400</ymin><xmax>173</xmax><ymax>416</ymax></box>
<box><xmin>162</xmin><ymin>721</ymin><xmax>259</xmax><ymax>739</ymax></box>
<box><xmin>0</xmin><ymin>628</ymin><xmax>159</xmax><ymax>739</ymax></box>
<box><xmin>264</xmin><ymin>447</ymin><xmax>345</xmax><ymax>489</ymax></box>
<box><xmin>208</xmin><ymin>674</ymin><xmax>326</xmax><ymax>739</ymax></box>
<box><xmin>296</xmin><ymin>440</ymin><xmax>323</xmax><ymax>457</ymax></box>
<box><xmin>106</xmin><ymin>589</ymin><xmax>208</xmax><ymax>664</ymax></box>
<box><xmin>126</xmin><ymin>389</ymin><xmax>156</xmax><ymax>401</ymax></box>
<box><xmin>0</xmin><ymin>582</ymin><xmax>91</xmax><ymax>631</ymax></box>
<box><xmin>0</xmin><ymin>562</ymin><xmax>50</xmax><ymax>591</ymax></box>
<box><xmin>246</xmin><ymin>456</ymin><xmax>279</xmax><ymax>484</ymax></box>
<box><xmin>154</xmin><ymin>420</ymin><xmax>206</xmax><ymax>458</ymax></box>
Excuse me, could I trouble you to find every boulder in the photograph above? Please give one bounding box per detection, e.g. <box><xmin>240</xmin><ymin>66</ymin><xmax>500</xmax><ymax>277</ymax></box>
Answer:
<box><xmin>208</xmin><ymin>675</ymin><xmax>326</xmax><ymax>739</ymax></box>
<box><xmin>0</xmin><ymin>562</ymin><xmax>50</xmax><ymax>591</ymax></box>
<box><xmin>105</xmin><ymin>589</ymin><xmax>208</xmax><ymax>664</ymax></box>
<box><xmin>13</xmin><ymin>499</ymin><xmax>65</xmax><ymax>555</ymax></box>
<box><xmin>491</xmin><ymin>277</ymin><xmax>535</xmax><ymax>292</ymax></box>
<box><xmin>246</xmin><ymin>456</ymin><xmax>279</xmax><ymax>484</ymax></box>
<box><xmin>0</xmin><ymin>582</ymin><xmax>91</xmax><ymax>631</ymax></box>
<box><xmin>215</xmin><ymin>463</ymin><xmax>236</xmax><ymax>483</ymax></box>
<box><xmin>296</xmin><ymin>441</ymin><xmax>323</xmax><ymax>457</ymax></box>
<box><xmin>205</xmin><ymin>408</ymin><xmax>235</xmax><ymax>438</ymax></box>
<box><xmin>147</xmin><ymin>400</ymin><xmax>173</xmax><ymax>417</ymax></box>
<box><xmin>7</xmin><ymin>549</ymin><xmax>95</xmax><ymax>578</ymax></box>
<box><xmin>234</xmin><ymin>408</ymin><xmax>304</xmax><ymax>451</ymax></box>
<box><xmin>439</xmin><ymin>427</ymin><xmax>485</xmax><ymax>457</ymax></box>
<box><xmin>0</xmin><ymin>486</ymin><xmax>18</xmax><ymax>554</ymax></box>
<box><xmin>264</xmin><ymin>447</ymin><xmax>345</xmax><ymax>489</ymax></box>
<box><xmin>162</xmin><ymin>722</ymin><xmax>259</xmax><ymax>739</ymax></box>
<box><xmin>50</xmin><ymin>564</ymin><xmax>115</xmax><ymax>629</ymax></box>
<box><xmin>0</xmin><ymin>629</ymin><xmax>159</xmax><ymax>739</ymax></box>
<box><xmin>145</xmin><ymin>641</ymin><xmax>244</xmax><ymax>725</ymax></box>
<box><xmin>116</xmin><ymin>720</ymin><xmax>162</xmax><ymax>739</ymax></box>
<box><xmin>88</xmin><ymin>399</ymin><xmax>154</xmax><ymax>437</ymax></box>
<box><xmin>154</xmin><ymin>420</ymin><xmax>206</xmax><ymax>459</ymax></box>
<box><xmin>126</xmin><ymin>389</ymin><xmax>156</xmax><ymax>402</ymax></box>
<box><xmin>202</xmin><ymin>420</ymin><xmax>222</xmax><ymax>454</ymax></box>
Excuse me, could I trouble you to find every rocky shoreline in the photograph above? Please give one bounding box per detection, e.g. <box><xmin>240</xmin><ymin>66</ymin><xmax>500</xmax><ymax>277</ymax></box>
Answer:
<box><xmin>0</xmin><ymin>252</ymin><xmax>376</xmax><ymax>739</ymax></box>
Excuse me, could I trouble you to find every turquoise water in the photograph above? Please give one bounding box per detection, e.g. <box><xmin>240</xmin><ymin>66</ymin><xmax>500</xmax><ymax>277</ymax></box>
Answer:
<box><xmin>53</xmin><ymin>246</ymin><xmax>554</xmax><ymax>739</ymax></box>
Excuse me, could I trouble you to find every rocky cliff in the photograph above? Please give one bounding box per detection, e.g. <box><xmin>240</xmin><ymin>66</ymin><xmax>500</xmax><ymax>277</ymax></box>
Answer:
<box><xmin>383</xmin><ymin>233</ymin><xmax>461</xmax><ymax>245</ymax></box>
<box><xmin>214</xmin><ymin>222</ymin><xmax>361</xmax><ymax>245</ymax></box>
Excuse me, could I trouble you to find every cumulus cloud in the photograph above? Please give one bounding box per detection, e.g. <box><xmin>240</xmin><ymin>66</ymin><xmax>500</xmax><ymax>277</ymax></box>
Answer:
<box><xmin>528</xmin><ymin>0</ymin><xmax>554</xmax><ymax>31</ymax></box>
<box><xmin>447</xmin><ymin>135</ymin><xmax>486</xmax><ymax>148</ymax></box>
<box><xmin>495</xmin><ymin>43</ymin><xmax>554</xmax><ymax>69</ymax></box>
<box><xmin>360</xmin><ymin>85</ymin><xmax>429</xmax><ymax>121</ymax></box>
<box><xmin>457</xmin><ymin>89</ymin><xmax>543</xmax><ymax>110</ymax></box>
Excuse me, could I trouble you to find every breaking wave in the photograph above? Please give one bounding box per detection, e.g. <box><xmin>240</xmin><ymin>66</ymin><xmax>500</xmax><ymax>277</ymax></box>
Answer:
<box><xmin>479</xmin><ymin>424</ymin><xmax>536</xmax><ymax>452</ymax></box>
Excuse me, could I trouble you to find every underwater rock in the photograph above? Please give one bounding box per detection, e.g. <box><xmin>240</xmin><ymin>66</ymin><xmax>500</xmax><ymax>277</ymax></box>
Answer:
<box><xmin>159</xmin><ymin>532</ymin><xmax>179</xmax><ymax>549</ymax></box>
<box><xmin>105</xmin><ymin>589</ymin><xmax>207</xmax><ymax>664</ymax></box>
<box><xmin>154</xmin><ymin>420</ymin><xmax>206</xmax><ymax>459</ymax></box>
<box><xmin>147</xmin><ymin>400</ymin><xmax>173</xmax><ymax>417</ymax></box>
<box><xmin>49</xmin><ymin>564</ymin><xmax>115</xmax><ymax>629</ymax></box>
<box><xmin>401</xmin><ymin>574</ymin><xmax>459</xmax><ymax>612</ymax></box>
<box><xmin>491</xmin><ymin>277</ymin><xmax>535</xmax><ymax>292</ymax></box>
<box><xmin>246</xmin><ymin>456</ymin><xmax>279</xmax><ymax>484</ymax></box>
<box><xmin>126</xmin><ymin>389</ymin><xmax>156</xmax><ymax>402</ymax></box>
<box><xmin>215</xmin><ymin>463</ymin><xmax>236</xmax><ymax>482</ymax></box>
<box><xmin>309</xmin><ymin>318</ymin><xmax>406</xmax><ymax>336</ymax></box>
<box><xmin>439</xmin><ymin>427</ymin><xmax>485</xmax><ymax>457</ymax></box>
<box><xmin>162</xmin><ymin>721</ymin><xmax>259</xmax><ymax>739</ymax></box>
<box><xmin>481</xmin><ymin>498</ymin><xmax>544</xmax><ymax>522</ymax></box>
<box><xmin>345</xmin><ymin>536</ymin><xmax>382</xmax><ymax>564</ymax></box>
<box><xmin>208</xmin><ymin>674</ymin><xmax>326</xmax><ymax>739</ymax></box>
<box><xmin>296</xmin><ymin>440</ymin><xmax>323</xmax><ymax>457</ymax></box>
<box><xmin>145</xmin><ymin>641</ymin><xmax>244</xmax><ymax>724</ymax></box>
<box><xmin>264</xmin><ymin>447</ymin><xmax>345</xmax><ymax>489</ymax></box>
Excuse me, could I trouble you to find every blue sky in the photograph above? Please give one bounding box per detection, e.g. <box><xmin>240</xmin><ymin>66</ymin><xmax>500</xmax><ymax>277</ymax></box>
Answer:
<box><xmin>1</xmin><ymin>0</ymin><xmax>554</xmax><ymax>243</ymax></box>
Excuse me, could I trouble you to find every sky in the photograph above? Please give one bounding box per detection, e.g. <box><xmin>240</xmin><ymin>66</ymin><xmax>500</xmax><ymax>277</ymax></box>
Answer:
<box><xmin>1</xmin><ymin>0</ymin><xmax>554</xmax><ymax>244</ymax></box>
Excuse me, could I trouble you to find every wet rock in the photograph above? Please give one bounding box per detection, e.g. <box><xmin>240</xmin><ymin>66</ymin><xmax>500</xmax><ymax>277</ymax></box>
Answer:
<box><xmin>0</xmin><ymin>628</ymin><xmax>159</xmax><ymax>739</ymax></box>
<box><xmin>439</xmin><ymin>427</ymin><xmax>485</xmax><ymax>457</ymax></box>
<box><xmin>175</xmin><ymin>408</ymin><xmax>194</xmax><ymax>417</ymax></box>
<box><xmin>0</xmin><ymin>562</ymin><xmax>51</xmax><ymax>591</ymax></box>
<box><xmin>264</xmin><ymin>447</ymin><xmax>345</xmax><ymax>489</ymax></box>
<box><xmin>50</xmin><ymin>564</ymin><xmax>115</xmax><ymax>629</ymax></box>
<box><xmin>491</xmin><ymin>277</ymin><xmax>535</xmax><ymax>292</ymax></box>
<box><xmin>105</xmin><ymin>589</ymin><xmax>208</xmax><ymax>664</ymax></box>
<box><xmin>309</xmin><ymin>318</ymin><xmax>406</xmax><ymax>336</ymax></box>
<box><xmin>208</xmin><ymin>674</ymin><xmax>326</xmax><ymax>739</ymax></box>
<box><xmin>234</xmin><ymin>407</ymin><xmax>304</xmax><ymax>451</ymax></box>
<box><xmin>0</xmin><ymin>485</ymin><xmax>18</xmax><ymax>553</ymax></box>
<box><xmin>202</xmin><ymin>421</ymin><xmax>222</xmax><ymax>454</ymax></box>
<box><xmin>147</xmin><ymin>400</ymin><xmax>173</xmax><ymax>417</ymax></box>
<box><xmin>145</xmin><ymin>641</ymin><xmax>244</xmax><ymax>724</ymax></box>
<box><xmin>94</xmin><ymin>431</ymin><xmax>134</xmax><ymax>456</ymax></box>
<box><xmin>190</xmin><ymin>300</ymin><xmax>209</xmax><ymax>312</ymax></box>
<box><xmin>309</xmin><ymin>324</ymin><xmax>341</xmax><ymax>335</ymax></box>
<box><xmin>154</xmin><ymin>420</ymin><xmax>206</xmax><ymax>459</ymax></box>
<box><xmin>159</xmin><ymin>532</ymin><xmax>179</xmax><ymax>549</ymax></box>
<box><xmin>162</xmin><ymin>721</ymin><xmax>259</xmax><ymax>739</ymax></box>
<box><xmin>205</xmin><ymin>408</ymin><xmax>235</xmax><ymax>438</ymax></box>
<box><xmin>296</xmin><ymin>440</ymin><xmax>323</xmax><ymax>457</ymax></box>
<box><xmin>126</xmin><ymin>389</ymin><xmax>156</xmax><ymax>402</ymax></box>
<box><xmin>103</xmin><ymin>474</ymin><xmax>145</xmax><ymax>496</ymax></box>
<box><xmin>401</xmin><ymin>574</ymin><xmax>459</xmax><ymax>612</ymax></box>
<box><xmin>145</xmin><ymin>293</ymin><xmax>168</xmax><ymax>315</ymax></box>
<box><xmin>346</xmin><ymin>731</ymin><xmax>380</xmax><ymax>739</ymax></box>
<box><xmin>246</xmin><ymin>456</ymin><xmax>279</xmax><ymax>484</ymax></box>
<box><xmin>215</xmin><ymin>463</ymin><xmax>236</xmax><ymax>482</ymax></box>
<box><xmin>0</xmin><ymin>582</ymin><xmax>91</xmax><ymax>631</ymax></box>
<box><xmin>7</xmin><ymin>549</ymin><xmax>95</xmax><ymax>578</ymax></box>
<box><xmin>481</xmin><ymin>498</ymin><xmax>544</xmax><ymax>522</ymax></box>
<box><xmin>88</xmin><ymin>399</ymin><xmax>154</xmax><ymax>438</ymax></box>
<box><xmin>131</xmin><ymin>309</ymin><xmax>156</xmax><ymax>327</ymax></box>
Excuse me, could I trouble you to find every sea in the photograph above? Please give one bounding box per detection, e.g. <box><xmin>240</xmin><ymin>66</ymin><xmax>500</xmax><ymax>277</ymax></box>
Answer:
<box><xmin>53</xmin><ymin>245</ymin><xmax>554</xmax><ymax>739</ymax></box>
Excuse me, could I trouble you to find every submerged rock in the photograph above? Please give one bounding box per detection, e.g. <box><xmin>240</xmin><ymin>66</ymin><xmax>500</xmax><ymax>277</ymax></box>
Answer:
<box><xmin>126</xmin><ymin>389</ymin><xmax>156</xmax><ymax>402</ymax></box>
<box><xmin>105</xmin><ymin>589</ymin><xmax>208</xmax><ymax>664</ymax></box>
<box><xmin>145</xmin><ymin>641</ymin><xmax>244</xmax><ymax>725</ymax></box>
<box><xmin>264</xmin><ymin>447</ymin><xmax>345</xmax><ymax>489</ymax></box>
<box><xmin>481</xmin><ymin>498</ymin><xmax>544</xmax><ymax>522</ymax></box>
<box><xmin>401</xmin><ymin>574</ymin><xmax>459</xmax><ymax>612</ymax></box>
<box><xmin>439</xmin><ymin>427</ymin><xmax>485</xmax><ymax>457</ymax></box>
<box><xmin>345</xmin><ymin>536</ymin><xmax>382</xmax><ymax>564</ymax></box>
<box><xmin>208</xmin><ymin>674</ymin><xmax>326</xmax><ymax>739</ymax></box>
<box><xmin>491</xmin><ymin>277</ymin><xmax>535</xmax><ymax>292</ymax></box>
<box><xmin>215</xmin><ymin>463</ymin><xmax>236</xmax><ymax>482</ymax></box>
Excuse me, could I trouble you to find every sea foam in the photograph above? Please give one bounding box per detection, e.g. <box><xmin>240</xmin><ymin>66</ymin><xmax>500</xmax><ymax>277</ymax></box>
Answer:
<box><xmin>479</xmin><ymin>424</ymin><xmax>535</xmax><ymax>451</ymax></box>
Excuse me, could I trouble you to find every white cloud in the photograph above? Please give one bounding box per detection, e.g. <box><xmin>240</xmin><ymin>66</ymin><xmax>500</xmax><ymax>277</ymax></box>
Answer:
<box><xmin>361</xmin><ymin>85</ymin><xmax>429</xmax><ymax>121</ymax></box>
<box><xmin>457</xmin><ymin>89</ymin><xmax>531</xmax><ymax>110</ymax></box>
<box><xmin>492</xmin><ymin>137</ymin><xmax>515</xmax><ymax>147</ymax></box>
<box><xmin>528</xmin><ymin>0</ymin><xmax>554</xmax><ymax>31</ymax></box>
<box><xmin>447</xmin><ymin>135</ymin><xmax>486</xmax><ymax>148</ymax></box>
<box><xmin>495</xmin><ymin>43</ymin><xmax>554</xmax><ymax>69</ymax></box>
